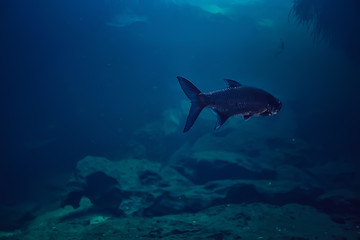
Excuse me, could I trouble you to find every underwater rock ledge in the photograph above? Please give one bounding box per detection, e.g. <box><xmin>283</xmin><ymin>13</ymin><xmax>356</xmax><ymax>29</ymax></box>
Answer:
<box><xmin>59</xmin><ymin>155</ymin><xmax>360</xmax><ymax>222</ymax></box>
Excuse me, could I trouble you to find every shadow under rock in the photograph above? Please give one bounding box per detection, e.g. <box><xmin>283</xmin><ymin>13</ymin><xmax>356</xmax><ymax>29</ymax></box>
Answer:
<box><xmin>174</xmin><ymin>159</ymin><xmax>277</xmax><ymax>185</ymax></box>
<box><xmin>62</xmin><ymin>171</ymin><xmax>127</xmax><ymax>216</ymax></box>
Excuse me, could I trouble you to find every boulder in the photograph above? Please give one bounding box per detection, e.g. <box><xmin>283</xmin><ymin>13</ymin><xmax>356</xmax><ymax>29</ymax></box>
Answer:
<box><xmin>63</xmin><ymin>156</ymin><xmax>193</xmax><ymax>216</ymax></box>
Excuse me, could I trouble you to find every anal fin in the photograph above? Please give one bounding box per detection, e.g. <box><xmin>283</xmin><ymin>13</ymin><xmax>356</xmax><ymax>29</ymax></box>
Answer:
<box><xmin>212</xmin><ymin>110</ymin><xmax>229</xmax><ymax>130</ymax></box>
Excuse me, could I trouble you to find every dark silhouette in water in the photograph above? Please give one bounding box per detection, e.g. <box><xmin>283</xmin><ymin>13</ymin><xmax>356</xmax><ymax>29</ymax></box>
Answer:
<box><xmin>62</xmin><ymin>172</ymin><xmax>124</xmax><ymax>215</ymax></box>
<box><xmin>275</xmin><ymin>38</ymin><xmax>285</xmax><ymax>57</ymax></box>
<box><xmin>177</xmin><ymin>76</ymin><xmax>282</xmax><ymax>132</ymax></box>
<box><xmin>290</xmin><ymin>0</ymin><xmax>360</xmax><ymax>62</ymax></box>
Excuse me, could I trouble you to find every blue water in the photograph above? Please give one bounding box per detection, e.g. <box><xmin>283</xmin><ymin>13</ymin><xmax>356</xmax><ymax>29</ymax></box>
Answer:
<box><xmin>1</xmin><ymin>0</ymin><xmax>360</xmax><ymax>235</ymax></box>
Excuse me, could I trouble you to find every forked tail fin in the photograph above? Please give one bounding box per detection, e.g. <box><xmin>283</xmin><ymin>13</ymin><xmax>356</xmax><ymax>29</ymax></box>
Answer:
<box><xmin>177</xmin><ymin>76</ymin><xmax>205</xmax><ymax>133</ymax></box>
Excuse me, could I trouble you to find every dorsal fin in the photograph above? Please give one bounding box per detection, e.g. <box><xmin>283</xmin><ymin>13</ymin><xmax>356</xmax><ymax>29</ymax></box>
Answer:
<box><xmin>224</xmin><ymin>79</ymin><xmax>242</xmax><ymax>88</ymax></box>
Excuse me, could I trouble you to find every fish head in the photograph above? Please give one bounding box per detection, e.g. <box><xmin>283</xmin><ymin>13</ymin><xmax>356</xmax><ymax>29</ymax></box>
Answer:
<box><xmin>263</xmin><ymin>98</ymin><xmax>282</xmax><ymax>116</ymax></box>
<box><xmin>268</xmin><ymin>98</ymin><xmax>282</xmax><ymax>115</ymax></box>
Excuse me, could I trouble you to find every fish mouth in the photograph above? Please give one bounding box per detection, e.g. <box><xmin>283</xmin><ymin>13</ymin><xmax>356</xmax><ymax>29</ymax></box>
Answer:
<box><xmin>277</xmin><ymin>100</ymin><xmax>282</xmax><ymax>112</ymax></box>
<box><xmin>269</xmin><ymin>99</ymin><xmax>282</xmax><ymax>115</ymax></box>
<box><xmin>269</xmin><ymin>111</ymin><xmax>277</xmax><ymax>116</ymax></box>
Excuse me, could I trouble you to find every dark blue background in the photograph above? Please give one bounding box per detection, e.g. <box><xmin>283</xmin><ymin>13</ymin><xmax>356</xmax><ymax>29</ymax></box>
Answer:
<box><xmin>1</xmin><ymin>0</ymin><xmax>359</xmax><ymax>205</ymax></box>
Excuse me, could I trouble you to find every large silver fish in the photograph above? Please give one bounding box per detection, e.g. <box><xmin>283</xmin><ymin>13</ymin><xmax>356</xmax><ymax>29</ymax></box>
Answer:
<box><xmin>177</xmin><ymin>76</ymin><xmax>282</xmax><ymax>132</ymax></box>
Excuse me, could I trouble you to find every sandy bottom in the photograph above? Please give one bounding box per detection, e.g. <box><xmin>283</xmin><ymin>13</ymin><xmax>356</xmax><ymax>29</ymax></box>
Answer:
<box><xmin>1</xmin><ymin>202</ymin><xmax>359</xmax><ymax>240</ymax></box>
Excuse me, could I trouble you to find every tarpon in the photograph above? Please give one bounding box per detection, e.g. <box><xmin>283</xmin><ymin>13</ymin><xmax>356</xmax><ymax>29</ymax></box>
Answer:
<box><xmin>177</xmin><ymin>76</ymin><xmax>282</xmax><ymax>132</ymax></box>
